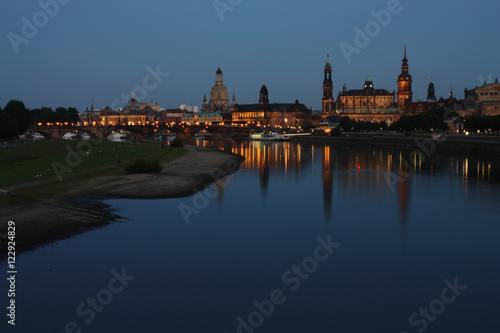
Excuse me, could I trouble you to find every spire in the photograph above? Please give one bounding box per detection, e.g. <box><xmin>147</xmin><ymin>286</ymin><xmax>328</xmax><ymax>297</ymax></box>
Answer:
<box><xmin>404</xmin><ymin>40</ymin><xmax>407</xmax><ymax>60</ymax></box>
<box><xmin>430</xmin><ymin>75</ymin><xmax>433</xmax><ymax>84</ymax></box>
<box><xmin>496</xmin><ymin>78</ymin><xmax>499</xmax><ymax>83</ymax></box>
<box><xmin>326</xmin><ymin>51</ymin><xmax>331</xmax><ymax>66</ymax></box>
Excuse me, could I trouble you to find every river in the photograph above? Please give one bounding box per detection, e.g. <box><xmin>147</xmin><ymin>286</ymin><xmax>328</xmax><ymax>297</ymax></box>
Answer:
<box><xmin>2</xmin><ymin>140</ymin><xmax>500</xmax><ymax>333</ymax></box>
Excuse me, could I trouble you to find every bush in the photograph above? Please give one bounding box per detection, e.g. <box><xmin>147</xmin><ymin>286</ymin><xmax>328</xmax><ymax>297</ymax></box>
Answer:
<box><xmin>330</xmin><ymin>127</ymin><xmax>342</xmax><ymax>137</ymax></box>
<box><xmin>125</xmin><ymin>159</ymin><xmax>162</xmax><ymax>174</ymax></box>
<box><xmin>171</xmin><ymin>138</ymin><xmax>184</xmax><ymax>148</ymax></box>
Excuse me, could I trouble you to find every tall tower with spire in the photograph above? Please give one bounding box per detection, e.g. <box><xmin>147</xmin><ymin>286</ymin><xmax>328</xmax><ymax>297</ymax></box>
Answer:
<box><xmin>427</xmin><ymin>76</ymin><xmax>436</xmax><ymax>101</ymax></box>
<box><xmin>322</xmin><ymin>52</ymin><xmax>334</xmax><ymax>116</ymax></box>
<box><xmin>397</xmin><ymin>41</ymin><xmax>413</xmax><ymax>112</ymax></box>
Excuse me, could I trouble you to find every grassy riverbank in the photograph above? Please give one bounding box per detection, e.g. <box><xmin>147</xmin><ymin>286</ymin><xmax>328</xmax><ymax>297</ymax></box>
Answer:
<box><xmin>0</xmin><ymin>140</ymin><xmax>184</xmax><ymax>206</ymax></box>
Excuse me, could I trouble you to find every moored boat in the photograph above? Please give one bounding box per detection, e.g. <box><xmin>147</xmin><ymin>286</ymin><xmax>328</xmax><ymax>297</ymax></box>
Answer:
<box><xmin>249</xmin><ymin>132</ymin><xmax>289</xmax><ymax>141</ymax></box>
<box><xmin>195</xmin><ymin>130</ymin><xmax>213</xmax><ymax>140</ymax></box>
<box><xmin>62</xmin><ymin>131</ymin><xmax>90</xmax><ymax>141</ymax></box>
<box><xmin>107</xmin><ymin>129</ymin><xmax>134</xmax><ymax>142</ymax></box>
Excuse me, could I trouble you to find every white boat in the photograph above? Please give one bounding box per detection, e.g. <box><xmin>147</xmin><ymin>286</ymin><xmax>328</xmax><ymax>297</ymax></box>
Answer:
<box><xmin>107</xmin><ymin>129</ymin><xmax>133</xmax><ymax>142</ymax></box>
<box><xmin>249</xmin><ymin>132</ymin><xmax>289</xmax><ymax>141</ymax></box>
<box><xmin>155</xmin><ymin>130</ymin><xmax>176</xmax><ymax>141</ymax></box>
<box><xmin>21</xmin><ymin>132</ymin><xmax>45</xmax><ymax>140</ymax></box>
<box><xmin>62</xmin><ymin>131</ymin><xmax>90</xmax><ymax>141</ymax></box>
<box><xmin>195</xmin><ymin>130</ymin><xmax>213</xmax><ymax>140</ymax></box>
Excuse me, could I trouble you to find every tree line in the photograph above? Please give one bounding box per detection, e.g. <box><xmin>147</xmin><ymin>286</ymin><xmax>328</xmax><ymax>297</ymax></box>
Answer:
<box><xmin>0</xmin><ymin>100</ymin><xmax>80</xmax><ymax>140</ymax></box>
<box><xmin>464</xmin><ymin>116</ymin><xmax>500</xmax><ymax>132</ymax></box>
<box><xmin>338</xmin><ymin>108</ymin><xmax>451</xmax><ymax>133</ymax></box>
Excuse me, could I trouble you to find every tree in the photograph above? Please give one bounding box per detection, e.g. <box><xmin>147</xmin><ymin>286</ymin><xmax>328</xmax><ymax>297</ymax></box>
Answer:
<box><xmin>68</xmin><ymin>107</ymin><xmax>80</xmax><ymax>123</ymax></box>
<box><xmin>0</xmin><ymin>109</ymin><xmax>18</xmax><ymax>140</ymax></box>
<box><xmin>389</xmin><ymin>111</ymin><xmax>448</xmax><ymax>132</ymax></box>
<box><xmin>339</xmin><ymin>116</ymin><xmax>354</xmax><ymax>131</ymax></box>
<box><xmin>1</xmin><ymin>100</ymin><xmax>33</xmax><ymax>139</ymax></box>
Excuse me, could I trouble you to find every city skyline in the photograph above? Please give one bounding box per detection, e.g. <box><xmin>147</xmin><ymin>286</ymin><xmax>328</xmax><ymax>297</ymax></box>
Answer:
<box><xmin>1</xmin><ymin>0</ymin><xmax>499</xmax><ymax>112</ymax></box>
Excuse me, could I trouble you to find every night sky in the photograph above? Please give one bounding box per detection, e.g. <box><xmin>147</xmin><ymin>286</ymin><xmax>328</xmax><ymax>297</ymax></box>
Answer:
<box><xmin>1</xmin><ymin>0</ymin><xmax>498</xmax><ymax>112</ymax></box>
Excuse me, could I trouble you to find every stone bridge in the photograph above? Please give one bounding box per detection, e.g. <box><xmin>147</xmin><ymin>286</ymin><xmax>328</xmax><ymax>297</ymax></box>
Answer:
<box><xmin>30</xmin><ymin>125</ymin><xmax>253</xmax><ymax>140</ymax></box>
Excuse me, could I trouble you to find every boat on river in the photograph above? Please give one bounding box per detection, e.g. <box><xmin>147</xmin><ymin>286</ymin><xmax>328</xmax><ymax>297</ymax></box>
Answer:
<box><xmin>195</xmin><ymin>130</ymin><xmax>213</xmax><ymax>140</ymax></box>
<box><xmin>249</xmin><ymin>132</ymin><xmax>290</xmax><ymax>141</ymax></box>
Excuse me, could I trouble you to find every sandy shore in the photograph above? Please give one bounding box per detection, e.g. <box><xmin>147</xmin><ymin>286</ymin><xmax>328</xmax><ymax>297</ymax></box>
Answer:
<box><xmin>0</xmin><ymin>146</ymin><xmax>244</xmax><ymax>259</ymax></box>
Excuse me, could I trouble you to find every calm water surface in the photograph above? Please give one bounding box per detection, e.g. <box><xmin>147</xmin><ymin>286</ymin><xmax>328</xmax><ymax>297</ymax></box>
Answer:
<box><xmin>2</xmin><ymin>141</ymin><xmax>500</xmax><ymax>333</ymax></box>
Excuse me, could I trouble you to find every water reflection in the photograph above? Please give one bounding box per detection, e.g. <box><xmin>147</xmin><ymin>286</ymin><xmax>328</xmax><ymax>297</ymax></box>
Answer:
<box><xmin>322</xmin><ymin>146</ymin><xmax>333</xmax><ymax>219</ymax></box>
<box><xmin>197</xmin><ymin>139</ymin><xmax>499</xmax><ymax>227</ymax></box>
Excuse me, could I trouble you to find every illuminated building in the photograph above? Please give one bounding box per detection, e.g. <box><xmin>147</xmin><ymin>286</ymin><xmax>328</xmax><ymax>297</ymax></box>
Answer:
<box><xmin>397</xmin><ymin>42</ymin><xmax>413</xmax><ymax>111</ymax></box>
<box><xmin>182</xmin><ymin>112</ymin><xmax>222</xmax><ymax>125</ymax></box>
<box><xmin>201</xmin><ymin>66</ymin><xmax>236</xmax><ymax>113</ymax></box>
<box><xmin>463</xmin><ymin>79</ymin><xmax>500</xmax><ymax>116</ymax></box>
<box><xmin>336</xmin><ymin>75</ymin><xmax>400</xmax><ymax>123</ymax></box>
<box><xmin>100</xmin><ymin>94</ymin><xmax>157</xmax><ymax>125</ymax></box>
<box><xmin>322</xmin><ymin>52</ymin><xmax>334</xmax><ymax>116</ymax></box>
<box><xmin>232</xmin><ymin>84</ymin><xmax>312</xmax><ymax>128</ymax></box>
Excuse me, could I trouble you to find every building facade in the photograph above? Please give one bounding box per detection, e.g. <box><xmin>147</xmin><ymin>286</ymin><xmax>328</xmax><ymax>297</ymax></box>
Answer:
<box><xmin>335</xmin><ymin>76</ymin><xmax>400</xmax><ymax>123</ymax></box>
<box><xmin>322</xmin><ymin>52</ymin><xmax>334</xmax><ymax>116</ymax></box>
<box><xmin>201</xmin><ymin>67</ymin><xmax>236</xmax><ymax>113</ymax></box>
<box><xmin>397</xmin><ymin>43</ymin><xmax>413</xmax><ymax>112</ymax></box>
<box><xmin>232</xmin><ymin>84</ymin><xmax>312</xmax><ymax>128</ymax></box>
<box><xmin>182</xmin><ymin>112</ymin><xmax>222</xmax><ymax>125</ymax></box>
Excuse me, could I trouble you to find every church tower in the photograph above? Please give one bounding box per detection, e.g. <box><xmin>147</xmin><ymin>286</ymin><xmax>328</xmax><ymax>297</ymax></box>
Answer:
<box><xmin>427</xmin><ymin>76</ymin><xmax>436</xmax><ymax>101</ymax></box>
<box><xmin>259</xmin><ymin>83</ymin><xmax>269</xmax><ymax>109</ymax></box>
<box><xmin>203</xmin><ymin>66</ymin><xmax>230</xmax><ymax>112</ymax></box>
<box><xmin>216</xmin><ymin>66</ymin><xmax>223</xmax><ymax>85</ymax></box>
<box><xmin>397</xmin><ymin>42</ymin><xmax>413</xmax><ymax>112</ymax></box>
<box><xmin>322</xmin><ymin>52</ymin><xmax>334</xmax><ymax>116</ymax></box>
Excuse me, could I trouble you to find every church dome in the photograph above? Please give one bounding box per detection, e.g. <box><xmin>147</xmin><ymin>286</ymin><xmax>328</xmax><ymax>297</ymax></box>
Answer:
<box><xmin>127</xmin><ymin>97</ymin><xmax>140</xmax><ymax>110</ymax></box>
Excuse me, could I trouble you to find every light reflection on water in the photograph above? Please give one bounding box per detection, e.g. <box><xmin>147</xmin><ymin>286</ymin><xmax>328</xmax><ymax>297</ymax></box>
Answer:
<box><xmin>3</xmin><ymin>140</ymin><xmax>500</xmax><ymax>333</ymax></box>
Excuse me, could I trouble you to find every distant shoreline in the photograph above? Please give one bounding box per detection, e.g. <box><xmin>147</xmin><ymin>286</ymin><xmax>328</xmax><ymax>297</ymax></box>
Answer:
<box><xmin>0</xmin><ymin>146</ymin><xmax>244</xmax><ymax>261</ymax></box>
<box><xmin>292</xmin><ymin>133</ymin><xmax>500</xmax><ymax>153</ymax></box>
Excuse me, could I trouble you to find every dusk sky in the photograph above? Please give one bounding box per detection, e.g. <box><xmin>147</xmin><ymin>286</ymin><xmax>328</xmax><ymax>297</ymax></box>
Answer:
<box><xmin>1</xmin><ymin>0</ymin><xmax>499</xmax><ymax>112</ymax></box>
